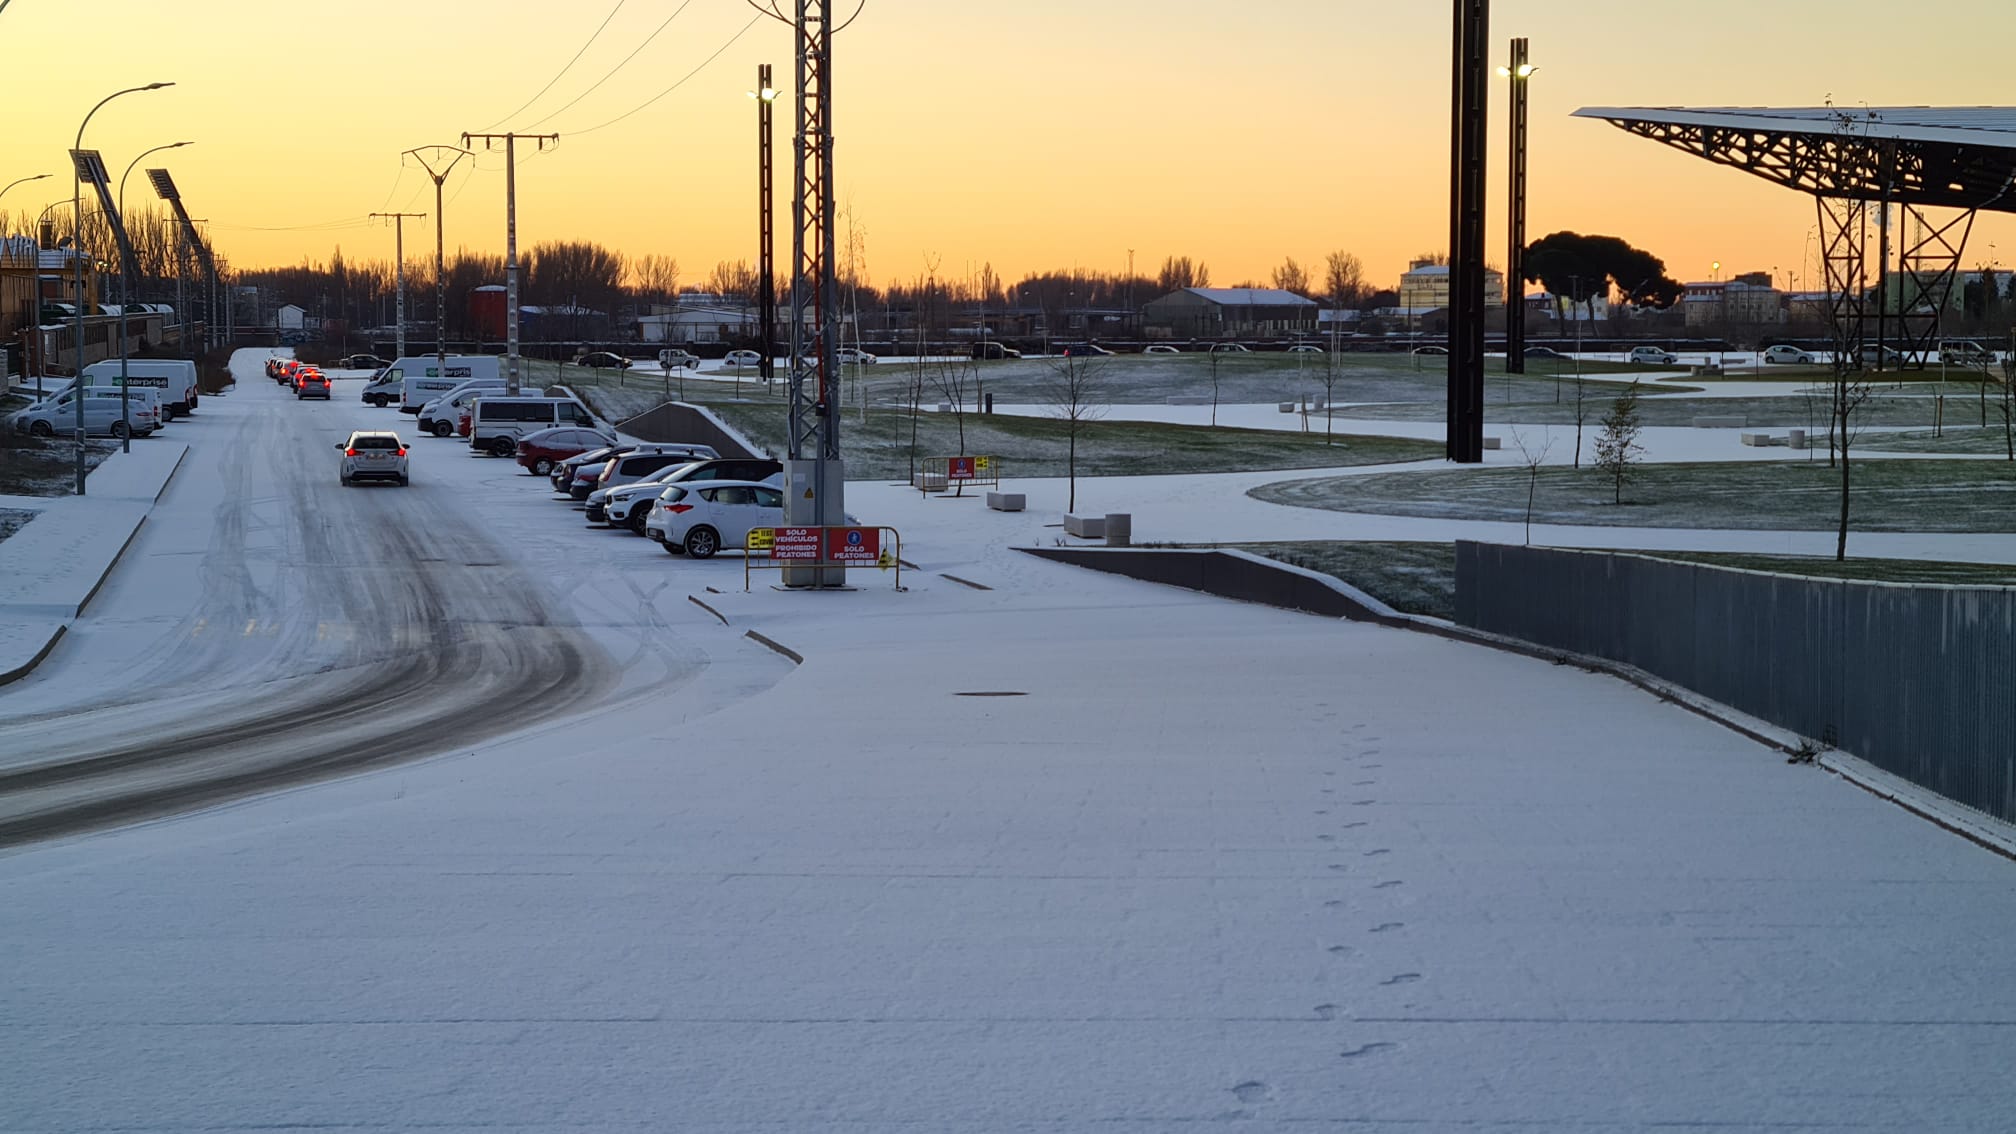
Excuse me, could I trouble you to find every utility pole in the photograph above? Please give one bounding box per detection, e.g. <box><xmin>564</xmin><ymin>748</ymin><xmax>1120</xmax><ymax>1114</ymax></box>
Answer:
<box><xmin>752</xmin><ymin>65</ymin><xmax>778</xmax><ymax>385</ymax></box>
<box><xmin>404</xmin><ymin>146</ymin><xmax>470</xmax><ymax>377</ymax></box>
<box><xmin>1501</xmin><ymin>37</ymin><xmax>1533</xmax><ymax>374</ymax></box>
<box><xmin>461</xmin><ymin>131</ymin><xmax>558</xmax><ymax>395</ymax></box>
<box><xmin>370</xmin><ymin>211</ymin><xmax>426</xmax><ymax>359</ymax></box>
<box><xmin>1446</xmin><ymin>0</ymin><xmax>1490</xmax><ymax>463</ymax></box>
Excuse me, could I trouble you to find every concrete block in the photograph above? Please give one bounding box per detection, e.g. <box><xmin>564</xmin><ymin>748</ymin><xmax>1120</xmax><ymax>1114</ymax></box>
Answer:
<box><xmin>1739</xmin><ymin>432</ymin><xmax>1772</xmax><ymax>447</ymax></box>
<box><xmin>1104</xmin><ymin>513</ymin><xmax>1132</xmax><ymax>547</ymax></box>
<box><xmin>913</xmin><ymin>471</ymin><xmax>947</xmax><ymax>492</ymax></box>
<box><xmin>1693</xmin><ymin>415</ymin><xmax>1747</xmax><ymax>428</ymax></box>
<box><xmin>1064</xmin><ymin>513</ymin><xmax>1105</xmax><ymax>539</ymax></box>
<box><xmin>986</xmin><ymin>491</ymin><xmax>1025</xmax><ymax>512</ymax></box>
<box><xmin>1788</xmin><ymin>429</ymin><xmax>1807</xmax><ymax>449</ymax></box>
<box><xmin>1481</xmin><ymin>437</ymin><xmax>1501</xmax><ymax>450</ymax></box>
<box><xmin>1278</xmin><ymin>402</ymin><xmax>1296</xmax><ymax>413</ymax></box>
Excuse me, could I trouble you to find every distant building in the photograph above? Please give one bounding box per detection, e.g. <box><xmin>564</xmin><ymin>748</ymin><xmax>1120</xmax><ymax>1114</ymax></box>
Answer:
<box><xmin>1682</xmin><ymin>277</ymin><xmax>1782</xmax><ymax>328</ymax></box>
<box><xmin>1397</xmin><ymin>259</ymin><xmax>1504</xmax><ymax>311</ymax></box>
<box><xmin>276</xmin><ymin>303</ymin><xmax>307</xmax><ymax>331</ymax></box>
<box><xmin>1140</xmin><ymin>287</ymin><xmax>1318</xmax><ymax>338</ymax></box>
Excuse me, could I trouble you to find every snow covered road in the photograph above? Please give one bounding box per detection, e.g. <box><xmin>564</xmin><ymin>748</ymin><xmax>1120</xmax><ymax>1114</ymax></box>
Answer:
<box><xmin>0</xmin><ymin>355</ymin><xmax>650</xmax><ymax>843</ymax></box>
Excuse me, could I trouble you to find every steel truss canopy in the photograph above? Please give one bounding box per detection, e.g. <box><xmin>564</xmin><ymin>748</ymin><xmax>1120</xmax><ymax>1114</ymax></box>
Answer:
<box><xmin>1573</xmin><ymin>106</ymin><xmax>2016</xmax><ymax>212</ymax></box>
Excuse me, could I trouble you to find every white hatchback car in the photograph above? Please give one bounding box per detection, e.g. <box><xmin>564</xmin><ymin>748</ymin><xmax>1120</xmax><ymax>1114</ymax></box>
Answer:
<box><xmin>647</xmin><ymin>480</ymin><xmax>786</xmax><ymax>558</ymax></box>
<box><xmin>1142</xmin><ymin>344</ymin><xmax>1181</xmax><ymax>354</ymax></box>
<box><xmin>336</xmin><ymin>431</ymin><xmax>410</xmax><ymax>486</ymax></box>
<box><xmin>1760</xmin><ymin>344</ymin><xmax>1816</xmax><ymax>365</ymax></box>
<box><xmin>836</xmin><ymin>347</ymin><xmax>879</xmax><ymax>364</ymax></box>
<box><xmin>1627</xmin><ymin>346</ymin><xmax>1679</xmax><ymax>365</ymax></box>
<box><xmin>722</xmin><ymin>349</ymin><xmax>764</xmax><ymax>368</ymax></box>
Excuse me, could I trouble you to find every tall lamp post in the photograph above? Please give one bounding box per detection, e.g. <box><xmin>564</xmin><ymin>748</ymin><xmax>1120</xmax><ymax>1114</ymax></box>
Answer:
<box><xmin>403</xmin><ymin>146</ymin><xmax>470</xmax><ymax>377</ymax></box>
<box><xmin>71</xmin><ymin>81</ymin><xmax>172</xmax><ymax>496</ymax></box>
<box><xmin>0</xmin><ymin>173</ymin><xmax>49</xmax><ymax>387</ymax></box>
<box><xmin>113</xmin><ymin>141</ymin><xmax>190</xmax><ymax>453</ymax></box>
<box><xmin>750</xmin><ymin>67</ymin><xmax>779</xmax><ymax>384</ymax></box>
<box><xmin>1498</xmin><ymin>39</ymin><xmax>1535</xmax><ymax>374</ymax></box>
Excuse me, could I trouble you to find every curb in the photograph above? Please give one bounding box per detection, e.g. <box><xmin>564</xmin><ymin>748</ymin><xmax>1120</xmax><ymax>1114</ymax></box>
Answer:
<box><xmin>743</xmin><ymin>630</ymin><xmax>803</xmax><ymax>665</ymax></box>
<box><xmin>74</xmin><ymin>516</ymin><xmax>147</xmax><ymax>618</ymax></box>
<box><xmin>0</xmin><ymin>624</ymin><xmax>65</xmax><ymax>689</ymax></box>
<box><xmin>1018</xmin><ymin>543</ymin><xmax>2016</xmax><ymax>859</ymax></box>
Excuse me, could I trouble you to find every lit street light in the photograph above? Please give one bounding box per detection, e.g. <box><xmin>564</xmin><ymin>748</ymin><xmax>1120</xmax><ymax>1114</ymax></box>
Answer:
<box><xmin>1497</xmin><ymin>40</ymin><xmax>1536</xmax><ymax>374</ymax></box>
<box><xmin>112</xmin><ymin>141</ymin><xmax>191</xmax><ymax>453</ymax></box>
<box><xmin>71</xmin><ymin>81</ymin><xmax>173</xmax><ymax>496</ymax></box>
<box><xmin>0</xmin><ymin>172</ymin><xmax>49</xmax><ymax>204</ymax></box>
<box><xmin>750</xmin><ymin>69</ymin><xmax>780</xmax><ymax>385</ymax></box>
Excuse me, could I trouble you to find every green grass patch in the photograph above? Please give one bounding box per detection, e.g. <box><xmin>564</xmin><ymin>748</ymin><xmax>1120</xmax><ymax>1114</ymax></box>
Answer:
<box><xmin>700</xmin><ymin>400</ymin><xmax>1441</xmax><ymax>480</ymax></box>
<box><xmin>1252</xmin><ymin>459</ymin><xmax>2016</xmax><ymax>533</ymax></box>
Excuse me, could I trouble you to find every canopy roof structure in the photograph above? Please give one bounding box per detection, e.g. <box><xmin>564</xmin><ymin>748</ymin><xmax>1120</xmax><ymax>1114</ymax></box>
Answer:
<box><xmin>1575</xmin><ymin>106</ymin><xmax>2016</xmax><ymax>214</ymax></box>
<box><xmin>1575</xmin><ymin>106</ymin><xmax>2016</xmax><ymax>370</ymax></box>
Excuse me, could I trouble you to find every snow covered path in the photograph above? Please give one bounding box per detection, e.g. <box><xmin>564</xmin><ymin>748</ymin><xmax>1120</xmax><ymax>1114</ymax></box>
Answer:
<box><xmin>2</xmin><ymin>364</ymin><xmax>2014</xmax><ymax>1127</ymax></box>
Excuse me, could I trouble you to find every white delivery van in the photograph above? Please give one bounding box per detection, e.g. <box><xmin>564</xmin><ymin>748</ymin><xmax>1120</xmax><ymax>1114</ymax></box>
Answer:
<box><xmin>42</xmin><ymin>379</ymin><xmax>166</xmax><ymax>426</ymax></box>
<box><xmin>378</xmin><ymin>355</ymin><xmax>502</xmax><ymax>413</ymax></box>
<box><xmin>468</xmin><ymin>395</ymin><xmax>596</xmax><ymax>456</ymax></box>
<box><xmin>12</xmin><ymin>389</ymin><xmax>160</xmax><ymax>438</ymax></box>
<box><xmin>82</xmin><ymin>358</ymin><xmax>199</xmax><ymax>417</ymax></box>
<box><xmin>416</xmin><ymin>378</ymin><xmax>508</xmax><ymax>437</ymax></box>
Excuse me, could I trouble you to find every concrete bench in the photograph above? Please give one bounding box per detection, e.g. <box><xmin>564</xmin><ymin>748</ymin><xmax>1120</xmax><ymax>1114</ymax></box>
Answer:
<box><xmin>1064</xmin><ymin>513</ymin><xmax>1105</xmax><ymax>538</ymax></box>
<box><xmin>1693</xmin><ymin>415</ymin><xmax>1747</xmax><ymax>428</ymax></box>
<box><xmin>1104</xmin><ymin>513</ymin><xmax>1132</xmax><ymax>547</ymax></box>
<box><xmin>913</xmin><ymin>471</ymin><xmax>947</xmax><ymax>492</ymax></box>
<box><xmin>1739</xmin><ymin>432</ymin><xmax>1775</xmax><ymax>447</ymax></box>
<box><xmin>986</xmin><ymin>491</ymin><xmax>1025</xmax><ymax>512</ymax></box>
<box><xmin>1165</xmin><ymin>395</ymin><xmax>1213</xmax><ymax>405</ymax></box>
<box><xmin>1481</xmin><ymin>436</ymin><xmax>1501</xmax><ymax>451</ymax></box>
<box><xmin>1691</xmin><ymin>363</ymin><xmax>1723</xmax><ymax>376</ymax></box>
<box><xmin>1278</xmin><ymin>402</ymin><xmax>1297</xmax><ymax>413</ymax></box>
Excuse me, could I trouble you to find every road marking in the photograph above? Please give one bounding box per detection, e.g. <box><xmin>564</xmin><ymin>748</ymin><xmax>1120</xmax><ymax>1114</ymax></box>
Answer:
<box><xmin>190</xmin><ymin>618</ymin><xmax>206</xmax><ymax>639</ymax></box>
<box><xmin>243</xmin><ymin>619</ymin><xmax>257</xmax><ymax>636</ymax></box>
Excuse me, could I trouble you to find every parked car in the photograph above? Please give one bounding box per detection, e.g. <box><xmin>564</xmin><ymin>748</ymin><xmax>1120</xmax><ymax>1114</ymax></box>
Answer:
<box><xmin>1411</xmin><ymin>345</ymin><xmax>1449</xmax><ymax>356</ymax></box>
<box><xmin>1287</xmin><ymin>344</ymin><xmax>1325</xmax><ymax>354</ymax></box>
<box><xmin>336</xmin><ymin>353</ymin><xmax>389</xmax><ymax>370</ymax></box>
<box><xmin>647</xmin><ymin>480</ymin><xmax>789</xmax><ymax>558</ymax></box>
<box><xmin>1522</xmin><ymin>346</ymin><xmax>1569</xmax><ymax>359</ymax></box>
<box><xmin>579</xmin><ymin>448</ymin><xmax>716</xmax><ymax>504</ymax></box>
<box><xmin>295</xmin><ymin>368</ymin><xmax>332</xmax><ymax>399</ymax></box>
<box><xmin>336</xmin><ymin>430</ymin><xmax>409</xmax><ymax>486</ymax></box>
<box><xmin>656</xmin><ymin>348</ymin><xmax>702</xmax><ymax>370</ymax></box>
<box><xmin>1061</xmin><ymin>343</ymin><xmax>1114</xmax><ymax>357</ymax></box>
<box><xmin>515</xmin><ymin>426</ymin><xmax>617</xmax><ymax>476</ymax></box>
<box><xmin>972</xmin><ymin>341</ymin><xmax>1022</xmax><ymax>360</ymax></box>
<box><xmin>1761</xmin><ymin>344</ymin><xmax>1817</xmax><ymax>365</ymax></box>
<box><xmin>722</xmin><ymin>349</ymin><xmax>764</xmax><ymax>368</ymax></box>
<box><xmin>12</xmin><ymin>388</ymin><xmax>159</xmax><ymax>438</ymax></box>
<box><xmin>591</xmin><ymin>458</ymin><xmax>784</xmax><ymax>533</ymax></box>
<box><xmin>1627</xmin><ymin>346</ymin><xmax>1679</xmax><ymax>365</ymax></box>
<box><xmin>1209</xmin><ymin>343</ymin><xmax>1252</xmax><ymax>354</ymax></box>
<box><xmin>1939</xmin><ymin>339</ymin><xmax>1995</xmax><ymax>366</ymax></box>
<box><xmin>575</xmin><ymin>351</ymin><xmax>632</xmax><ymax>370</ymax></box>
<box><xmin>1141</xmin><ymin>344</ymin><xmax>1181</xmax><ymax>355</ymax></box>
<box><xmin>469</xmin><ymin>395</ymin><xmax>597</xmax><ymax>456</ymax></box>
<box><xmin>836</xmin><ymin>347</ymin><xmax>879</xmax><ymax>364</ymax></box>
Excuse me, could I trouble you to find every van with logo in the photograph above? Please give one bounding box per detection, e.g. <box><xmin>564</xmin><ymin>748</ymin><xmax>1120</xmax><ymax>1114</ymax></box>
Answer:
<box><xmin>81</xmin><ymin>358</ymin><xmax>199</xmax><ymax>418</ymax></box>
<box><xmin>366</xmin><ymin>355</ymin><xmax>501</xmax><ymax>412</ymax></box>
<box><xmin>468</xmin><ymin>395</ymin><xmax>596</xmax><ymax>456</ymax></box>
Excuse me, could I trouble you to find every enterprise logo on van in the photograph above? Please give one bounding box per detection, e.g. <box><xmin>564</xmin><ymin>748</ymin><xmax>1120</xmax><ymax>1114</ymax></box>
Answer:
<box><xmin>424</xmin><ymin>367</ymin><xmax>474</xmax><ymax>378</ymax></box>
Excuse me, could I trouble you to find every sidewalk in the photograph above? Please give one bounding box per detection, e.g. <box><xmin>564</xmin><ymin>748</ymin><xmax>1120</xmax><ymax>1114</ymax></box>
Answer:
<box><xmin>0</xmin><ymin>442</ymin><xmax>186</xmax><ymax>685</ymax></box>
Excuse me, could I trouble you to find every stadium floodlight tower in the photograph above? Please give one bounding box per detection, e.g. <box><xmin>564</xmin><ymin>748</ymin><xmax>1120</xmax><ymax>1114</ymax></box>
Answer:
<box><xmin>748</xmin><ymin>0</ymin><xmax>865</xmax><ymax>586</ymax></box>
<box><xmin>1576</xmin><ymin>105</ymin><xmax>2016</xmax><ymax>371</ymax></box>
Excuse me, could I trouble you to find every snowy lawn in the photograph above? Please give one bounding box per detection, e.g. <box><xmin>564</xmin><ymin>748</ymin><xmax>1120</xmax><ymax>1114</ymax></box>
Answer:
<box><xmin>1252</xmin><ymin>458</ymin><xmax>2016</xmax><ymax>533</ymax></box>
<box><xmin>0</xmin><ymin>506</ymin><xmax>31</xmax><ymax>546</ymax></box>
<box><xmin>1866</xmin><ymin>425</ymin><xmax>2016</xmax><ymax>455</ymax></box>
<box><xmin>0</xmin><ymin>435</ymin><xmax>118</xmax><ymax>496</ymax></box>
<box><xmin>1336</xmin><ymin>386</ymin><xmax>1959</xmax><ymax>428</ymax></box>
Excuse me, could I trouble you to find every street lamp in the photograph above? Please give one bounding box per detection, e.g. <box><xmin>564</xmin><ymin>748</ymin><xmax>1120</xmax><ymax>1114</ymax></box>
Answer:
<box><xmin>750</xmin><ymin>70</ymin><xmax>780</xmax><ymax>384</ymax></box>
<box><xmin>71</xmin><ymin>81</ymin><xmax>172</xmax><ymax>496</ymax></box>
<box><xmin>110</xmin><ymin>141</ymin><xmax>191</xmax><ymax>452</ymax></box>
<box><xmin>0</xmin><ymin>172</ymin><xmax>49</xmax><ymax>206</ymax></box>
<box><xmin>1498</xmin><ymin>40</ymin><xmax>1536</xmax><ymax>374</ymax></box>
<box><xmin>402</xmin><ymin>146</ymin><xmax>470</xmax><ymax>376</ymax></box>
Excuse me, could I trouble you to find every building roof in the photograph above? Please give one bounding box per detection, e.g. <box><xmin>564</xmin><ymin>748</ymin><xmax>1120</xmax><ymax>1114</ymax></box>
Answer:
<box><xmin>1180</xmin><ymin>287</ymin><xmax>1318</xmax><ymax>307</ymax></box>
<box><xmin>1575</xmin><ymin>105</ymin><xmax>2016</xmax><ymax>212</ymax></box>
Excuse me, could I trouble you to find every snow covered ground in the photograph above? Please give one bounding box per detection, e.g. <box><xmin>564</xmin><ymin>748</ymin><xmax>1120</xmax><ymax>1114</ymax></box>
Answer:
<box><xmin>2</xmin><ymin>349</ymin><xmax>2014</xmax><ymax>1130</ymax></box>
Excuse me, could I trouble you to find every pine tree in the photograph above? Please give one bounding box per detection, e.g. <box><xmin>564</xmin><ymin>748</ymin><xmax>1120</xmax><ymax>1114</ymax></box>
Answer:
<box><xmin>1594</xmin><ymin>382</ymin><xmax>1644</xmax><ymax>504</ymax></box>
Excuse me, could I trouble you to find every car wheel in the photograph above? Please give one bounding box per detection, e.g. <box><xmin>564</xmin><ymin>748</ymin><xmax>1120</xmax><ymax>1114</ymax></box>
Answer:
<box><xmin>531</xmin><ymin>458</ymin><xmax>553</xmax><ymax>476</ymax></box>
<box><xmin>684</xmin><ymin>526</ymin><xmax>720</xmax><ymax>559</ymax></box>
<box><xmin>489</xmin><ymin>437</ymin><xmax>515</xmax><ymax>457</ymax></box>
<box><xmin>398</xmin><ymin>474</ymin><xmax>410</xmax><ymax>486</ymax></box>
<box><xmin>340</xmin><ymin>474</ymin><xmax>352</xmax><ymax>486</ymax></box>
<box><xmin>629</xmin><ymin>508</ymin><xmax>650</xmax><ymax>536</ymax></box>
<box><xmin>29</xmin><ymin>420</ymin><xmax>52</xmax><ymax>437</ymax></box>
<box><xmin>110</xmin><ymin>420</ymin><xmax>129</xmax><ymax>439</ymax></box>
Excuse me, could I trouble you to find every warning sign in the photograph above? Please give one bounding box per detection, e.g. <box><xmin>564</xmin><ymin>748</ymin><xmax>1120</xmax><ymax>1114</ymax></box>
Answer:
<box><xmin>746</xmin><ymin>527</ymin><xmax>776</xmax><ymax>551</ymax></box>
<box><xmin>771</xmin><ymin>527</ymin><xmax>824</xmax><ymax>560</ymax></box>
<box><xmin>826</xmin><ymin>527</ymin><xmax>881</xmax><ymax>563</ymax></box>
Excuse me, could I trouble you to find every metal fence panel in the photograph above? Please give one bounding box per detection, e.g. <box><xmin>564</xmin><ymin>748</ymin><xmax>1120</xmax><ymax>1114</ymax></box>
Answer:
<box><xmin>1455</xmin><ymin>542</ymin><xmax>2016</xmax><ymax>825</ymax></box>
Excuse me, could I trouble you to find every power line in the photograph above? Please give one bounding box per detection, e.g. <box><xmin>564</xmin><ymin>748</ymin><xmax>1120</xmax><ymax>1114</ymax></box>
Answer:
<box><xmin>564</xmin><ymin>13</ymin><xmax>763</xmax><ymax>137</ymax></box>
<box><xmin>523</xmin><ymin>0</ymin><xmax>695</xmax><ymax>130</ymax></box>
<box><xmin>481</xmin><ymin>0</ymin><xmax>629</xmax><ymax>131</ymax></box>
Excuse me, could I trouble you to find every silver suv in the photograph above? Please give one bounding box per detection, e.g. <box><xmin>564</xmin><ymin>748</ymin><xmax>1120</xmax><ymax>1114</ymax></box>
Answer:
<box><xmin>337</xmin><ymin>431</ymin><xmax>410</xmax><ymax>486</ymax></box>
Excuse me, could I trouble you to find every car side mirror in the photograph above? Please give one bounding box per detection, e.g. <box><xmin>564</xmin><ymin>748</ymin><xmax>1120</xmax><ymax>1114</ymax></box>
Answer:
<box><xmin>334</xmin><ymin>443</ymin><xmax>345</xmax><ymax>449</ymax></box>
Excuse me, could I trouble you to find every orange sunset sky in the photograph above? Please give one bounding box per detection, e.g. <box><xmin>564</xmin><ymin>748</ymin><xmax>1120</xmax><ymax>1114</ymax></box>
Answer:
<box><xmin>8</xmin><ymin>0</ymin><xmax>2016</xmax><ymax>296</ymax></box>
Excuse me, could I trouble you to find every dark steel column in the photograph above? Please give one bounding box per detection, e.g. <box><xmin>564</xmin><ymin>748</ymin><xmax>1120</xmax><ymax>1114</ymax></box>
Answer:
<box><xmin>757</xmin><ymin>62</ymin><xmax>776</xmax><ymax>384</ymax></box>
<box><xmin>1504</xmin><ymin>36</ymin><xmax>1529</xmax><ymax>374</ymax></box>
<box><xmin>1446</xmin><ymin>0</ymin><xmax>1489</xmax><ymax>463</ymax></box>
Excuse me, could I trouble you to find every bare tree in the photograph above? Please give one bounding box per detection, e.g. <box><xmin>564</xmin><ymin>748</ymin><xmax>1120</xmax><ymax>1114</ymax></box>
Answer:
<box><xmin>2000</xmin><ymin>354</ymin><xmax>2016</xmax><ymax>460</ymax></box>
<box><xmin>1323</xmin><ymin>250</ymin><xmax>1367</xmax><ymax>309</ymax></box>
<box><xmin>1593</xmin><ymin>381</ymin><xmax>1644</xmax><ymax>504</ymax></box>
<box><xmin>928</xmin><ymin>357</ymin><xmax>977</xmax><ymax>456</ymax></box>
<box><xmin>1271</xmin><ymin>256</ymin><xmax>1310</xmax><ymax>294</ymax></box>
<box><xmin>1209</xmin><ymin>349</ymin><xmax>1224</xmax><ymax>427</ymax></box>
<box><xmin>1571</xmin><ymin>372</ymin><xmax>1589</xmax><ymax>468</ymax></box>
<box><xmin>1313</xmin><ymin>353</ymin><xmax>1342</xmax><ymax>445</ymax></box>
<box><xmin>1155</xmin><ymin>255</ymin><xmax>1210</xmax><ymax>293</ymax></box>
<box><xmin>629</xmin><ymin>254</ymin><xmax>681</xmax><ymax>306</ymax></box>
<box><xmin>1510</xmin><ymin>429</ymin><xmax>1555</xmax><ymax>544</ymax></box>
<box><xmin>1831</xmin><ymin>361</ymin><xmax>1876</xmax><ymax>559</ymax></box>
<box><xmin>1042</xmin><ymin>351</ymin><xmax>1107</xmax><ymax>512</ymax></box>
<box><xmin>703</xmin><ymin>259</ymin><xmax>760</xmax><ymax>304</ymax></box>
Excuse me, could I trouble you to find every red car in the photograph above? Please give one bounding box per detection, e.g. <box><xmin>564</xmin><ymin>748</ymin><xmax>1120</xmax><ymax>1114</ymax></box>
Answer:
<box><xmin>514</xmin><ymin>425</ymin><xmax>616</xmax><ymax>476</ymax></box>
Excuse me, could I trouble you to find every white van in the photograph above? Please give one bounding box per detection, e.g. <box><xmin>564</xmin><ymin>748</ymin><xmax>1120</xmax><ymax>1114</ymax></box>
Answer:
<box><xmin>371</xmin><ymin>355</ymin><xmax>502</xmax><ymax>412</ymax></box>
<box><xmin>81</xmin><ymin>359</ymin><xmax>199</xmax><ymax>417</ymax></box>
<box><xmin>12</xmin><ymin>389</ymin><xmax>160</xmax><ymax>438</ymax></box>
<box><xmin>468</xmin><ymin>395</ymin><xmax>596</xmax><ymax>456</ymax></box>
<box><xmin>417</xmin><ymin>378</ymin><xmax>508</xmax><ymax>437</ymax></box>
<box><xmin>42</xmin><ymin>379</ymin><xmax>167</xmax><ymax>426</ymax></box>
